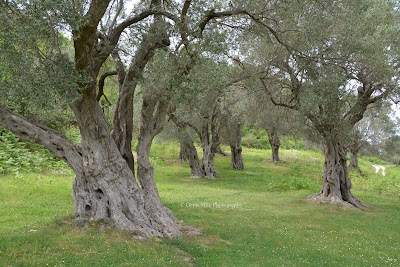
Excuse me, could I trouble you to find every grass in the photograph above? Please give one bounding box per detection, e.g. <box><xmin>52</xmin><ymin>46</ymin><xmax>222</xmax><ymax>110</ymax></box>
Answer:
<box><xmin>0</xmin><ymin>144</ymin><xmax>399</xmax><ymax>266</ymax></box>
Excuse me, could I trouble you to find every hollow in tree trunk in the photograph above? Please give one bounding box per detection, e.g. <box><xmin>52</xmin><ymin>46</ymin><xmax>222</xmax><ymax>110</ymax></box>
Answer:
<box><xmin>266</xmin><ymin>127</ymin><xmax>280</xmax><ymax>163</ymax></box>
<box><xmin>308</xmin><ymin>138</ymin><xmax>366</xmax><ymax>209</ymax></box>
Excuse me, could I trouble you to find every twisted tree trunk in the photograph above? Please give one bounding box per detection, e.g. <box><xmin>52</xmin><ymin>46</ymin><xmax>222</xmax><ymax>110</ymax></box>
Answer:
<box><xmin>349</xmin><ymin>149</ymin><xmax>359</xmax><ymax>171</ymax></box>
<box><xmin>70</xmin><ymin>96</ymin><xmax>180</xmax><ymax>238</ymax></box>
<box><xmin>200</xmin><ymin>122</ymin><xmax>217</xmax><ymax>179</ymax></box>
<box><xmin>266</xmin><ymin>127</ymin><xmax>280</xmax><ymax>162</ymax></box>
<box><xmin>179</xmin><ymin>132</ymin><xmax>203</xmax><ymax>178</ymax></box>
<box><xmin>348</xmin><ymin>138</ymin><xmax>361</xmax><ymax>172</ymax></box>
<box><xmin>136</xmin><ymin>96</ymin><xmax>180</xmax><ymax>236</ymax></box>
<box><xmin>308</xmin><ymin>138</ymin><xmax>365</xmax><ymax>209</ymax></box>
<box><xmin>229</xmin><ymin>122</ymin><xmax>244</xmax><ymax>170</ymax></box>
<box><xmin>170</xmin><ymin>113</ymin><xmax>203</xmax><ymax>178</ymax></box>
<box><xmin>111</xmin><ymin>11</ymin><xmax>170</xmax><ymax>175</ymax></box>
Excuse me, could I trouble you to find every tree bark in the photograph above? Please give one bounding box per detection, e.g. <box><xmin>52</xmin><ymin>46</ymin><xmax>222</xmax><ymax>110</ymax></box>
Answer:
<box><xmin>0</xmin><ymin>106</ymin><xmax>83</xmax><ymax>174</ymax></box>
<box><xmin>111</xmin><ymin>9</ymin><xmax>170</xmax><ymax>175</ymax></box>
<box><xmin>170</xmin><ymin>114</ymin><xmax>203</xmax><ymax>178</ymax></box>
<box><xmin>348</xmin><ymin>138</ymin><xmax>361</xmax><ymax>173</ymax></box>
<box><xmin>200</xmin><ymin>121</ymin><xmax>217</xmax><ymax>179</ymax></box>
<box><xmin>179</xmin><ymin>141</ymin><xmax>190</xmax><ymax>161</ymax></box>
<box><xmin>70</xmin><ymin>96</ymin><xmax>180</xmax><ymax>238</ymax></box>
<box><xmin>350</xmin><ymin>149</ymin><xmax>359</xmax><ymax>171</ymax></box>
<box><xmin>309</xmin><ymin>138</ymin><xmax>365</xmax><ymax>209</ymax></box>
<box><xmin>179</xmin><ymin>132</ymin><xmax>203</xmax><ymax>178</ymax></box>
<box><xmin>229</xmin><ymin>123</ymin><xmax>244</xmax><ymax>170</ymax></box>
<box><xmin>266</xmin><ymin>127</ymin><xmax>280</xmax><ymax>162</ymax></box>
<box><xmin>136</xmin><ymin>95</ymin><xmax>180</xmax><ymax>236</ymax></box>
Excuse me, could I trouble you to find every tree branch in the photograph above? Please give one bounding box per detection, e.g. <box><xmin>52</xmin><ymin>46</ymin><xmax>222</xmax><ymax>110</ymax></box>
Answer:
<box><xmin>259</xmin><ymin>78</ymin><xmax>296</xmax><ymax>109</ymax></box>
<box><xmin>0</xmin><ymin>105</ymin><xmax>83</xmax><ymax>174</ymax></box>
<box><xmin>97</xmin><ymin>70</ymin><xmax>118</xmax><ymax>101</ymax></box>
<box><xmin>199</xmin><ymin>8</ymin><xmax>247</xmax><ymax>35</ymax></box>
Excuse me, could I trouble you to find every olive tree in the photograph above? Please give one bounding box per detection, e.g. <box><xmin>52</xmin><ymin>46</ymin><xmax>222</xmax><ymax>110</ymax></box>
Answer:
<box><xmin>0</xmin><ymin>0</ymin><xmax>267</xmax><ymax>237</ymax></box>
<box><xmin>253</xmin><ymin>0</ymin><xmax>400</xmax><ymax>208</ymax></box>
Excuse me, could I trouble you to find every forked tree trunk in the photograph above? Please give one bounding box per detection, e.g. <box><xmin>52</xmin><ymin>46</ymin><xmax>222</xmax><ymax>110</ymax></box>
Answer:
<box><xmin>111</xmin><ymin>13</ymin><xmax>170</xmax><ymax>175</ymax></box>
<box><xmin>1</xmin><ymin>0</ymin><xmax>182</xmax><ymax>239</ymax></box>
<box><xmin>309</xmin><ymin>138</ymin><xmax>365</xmax><ymax>209</ymax></box>
<box><xmin>71</xmin><ymin>97</ymin><xmax>180</xmax><ymax>238</ymax></box>
<box><xmin>229</xmin><ymin>123</ymin><xmax>244</xmax><ymax>170</ymax></box>
<box><xmin>266</xmin><ymin>127</ymin><xmax>280</xmax><ymax>162</ymax></box>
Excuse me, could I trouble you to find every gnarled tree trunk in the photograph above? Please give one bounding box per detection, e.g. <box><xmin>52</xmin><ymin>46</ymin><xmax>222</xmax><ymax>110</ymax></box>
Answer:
<box><xmin>200</xmin><ymin>122</ymin><xmax>217</xmax><ymax>179</ymax></box>
<box><xmin>266</xmin><ymin>127</ymin><xmax>280</xmax><ymax>162</ymax></box>
<box><xmin>229</xmin><ymin>122</ymin><xmax>244</xmax><ymax>170</ymax></box>
<box><xmin>136</xmin><ymin>96</ymin><xmax>180</xmax><ymax>237</ymax></box>
<box><xmin>179</xmin><ymin>132</ymin><xmax>202</xmax><ymax>178</ymax></box>
<box><xmin>111</xmin><ymin>10</ymin><xmax>170</xmax><ymax>175</ymax></box>
<box><xmin>309</xmin><ymin>138</ymin><xmax>365</xmax><ymax>209</ymax></box>
<box><xmin>348</xmin><ymin>138</ymin><xmax>361</xmax><ymax>173</ymax></box>
<box><xmin>170</xmin><ymin>113</ymin><xmax>203</xmax><ymax>178</ymax></box>
<box><xmin>350</xmin><ymin>149</ymin><xmax>359</xmax><ymax>171</ymax></box>
<box><xmin>71</xmin><ymin>97</ymin><xmax>180</xmax><ymax>238</ymax></box>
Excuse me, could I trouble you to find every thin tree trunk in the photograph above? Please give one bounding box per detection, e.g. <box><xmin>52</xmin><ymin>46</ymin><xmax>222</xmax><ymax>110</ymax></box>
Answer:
<box><xmin>170</xmin><ymin>114</ymin><xmax>203</xmax><ymax>178</ymax></box>
<box><xmin>136</xmin><ymin>95</ymin><xmax>180</xmax><ymax>236</ymax></box>
<box><xmin>179</xmin><ymin>132</ymin><xmax>202</xmax><ymax>178</ymax></box>
<box><xmin>230</xmin><ymin>144</ymin><xmax>244</xmax><ymax>170</ymax></box>
<box><xmin>348</xmin><ymin>138</ymin><xmax>361</xmax><ymax>173</ymax></box>
<box><xmin>210</xmin><ymin>108</ymin><xmax>225</xmax><ymax>156</ymax></box>
<box><xmin>111</xmin><ymin>12</ymin><xmax>170</xmax><ymax>175</ymax></box>
<box><xmin>266</xmin><ymin>127</ymin><xmax>280</xmax><ymax>162</ymax></box>
<box><xmin>309</xmin><ymin>138</ymin><xmax>365</xmax><ymax>209</ymax></box>
<box><xmin>350</xmin><ymin>149</ymin><xmax>359</xmax><ymax>171</ymax></box>
<box><xmin>200</xmin><ymin>122</ymin><xmax>217</xmax><ymax>179</ymax></box>
<box><xmin>229</xmin><ymin>123</ymin><xmax>244</xmax><ymax>170</ymax></box>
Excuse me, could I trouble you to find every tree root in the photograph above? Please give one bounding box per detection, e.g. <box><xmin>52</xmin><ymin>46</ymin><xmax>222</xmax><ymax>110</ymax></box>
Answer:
<box><xmin>306</xmin><ymin>193</ymin><xmax>368</xmax><ymax>210</ymax></box>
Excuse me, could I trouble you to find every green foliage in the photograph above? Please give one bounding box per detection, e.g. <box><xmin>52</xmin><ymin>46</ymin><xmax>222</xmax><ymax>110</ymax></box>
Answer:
<box><xmin>362</xmin><ymin>156</ymin><xmax>388</xmax><ymax>165</ymax></box>
<box><xmin>351</xmin><ymin>157</ymin><xmax>400</xmax><ymax>196</ymax></box>
<box><xmin>0</xmin><ymin>2</ymin><xmax>77</xmax><ymax>122</ymax></box>
<box><xmin>0</xmin><ymin>127</ymin><xmax>67</xmax><ymax>174</ymax></box>
<box><xmin>241</xmin><ymin>127</ymin><xmax>305</xmax><ymax>150</ymax></box>
<box><xmin>242</xmin><ymin>129</ymin><xmax>270</xmax><ymax>149</ymax></box>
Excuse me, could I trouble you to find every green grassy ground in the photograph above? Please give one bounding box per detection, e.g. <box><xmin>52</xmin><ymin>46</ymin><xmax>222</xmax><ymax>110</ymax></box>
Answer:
<box><xmin>0</xmin><ymin>144</ymin><xmax>399</xmax><ymax>266</ymax></box>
